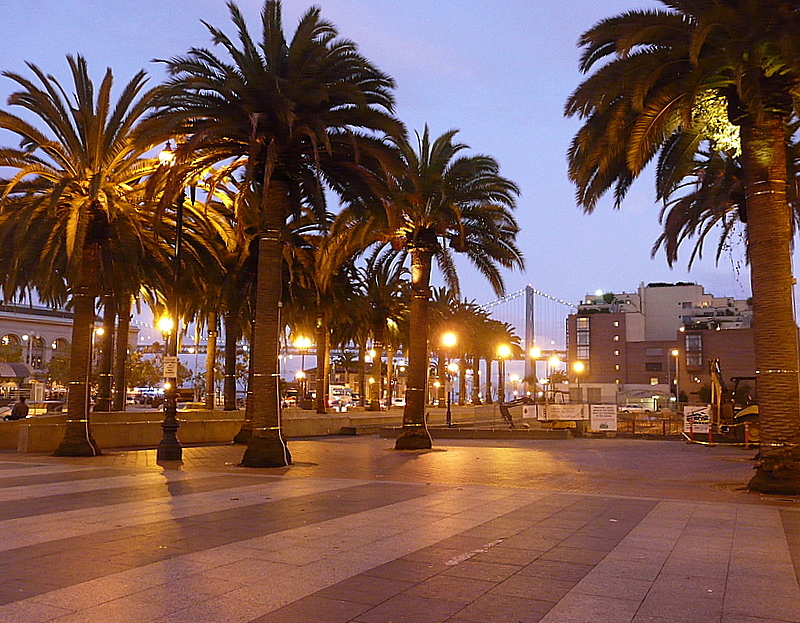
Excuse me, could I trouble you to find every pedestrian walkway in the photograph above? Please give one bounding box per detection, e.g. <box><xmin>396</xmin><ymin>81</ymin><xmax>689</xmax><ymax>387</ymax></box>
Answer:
<box><xmin>0</xmin><ymin>437</ymin><xmax>798</xmax><ymax>622</ymax></box>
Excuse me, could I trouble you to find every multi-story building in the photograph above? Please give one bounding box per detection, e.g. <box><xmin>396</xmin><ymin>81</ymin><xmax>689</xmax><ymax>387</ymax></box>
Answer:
<box><xmin>0</xmin><ymin>302</ymin><xmax>139</xmax><ymax>393</ymax></box>
<box><xmin>567</xmin><ymin>282</ymin><xmax>755</xmax><ymax>406</ymax></box>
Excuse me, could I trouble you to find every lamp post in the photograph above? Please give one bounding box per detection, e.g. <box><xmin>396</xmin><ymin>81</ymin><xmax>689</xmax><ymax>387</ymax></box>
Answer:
<box><xmin>441</xmin><ymin>332</ymin><xmax>457</xmax><ymax>426</ymax></box>
<box><xmin>446</xmin><ymin>362</ymin><xmax>459</xmax><ymax>427</ymax></box>
<box><xmin>157</xmin><ymin>142</ymin><xmax>184</xmax><ymax>462</ymax></box>
<box><xmin>497</xmin><ymin>344</ymin><xmax>511</xmax><ymax>403</ymax></box>
<box><xmin>294</xmin><ymin>336</ymin><xmax>312</xmax><ymax>399</ymax></box>
<box><xmin>671</xmin><ymin>349</ymin><xmax>680</xmax><ymax>408</ymax></box>
<box><xmin>528</xmin><ymin>346</ymin><xmax>541</xmax><ymax>395</ymax></box>
<box><xmin>572</xmin><ymin>360</ymin><xmax>585</xmax><ymax>402</ymax></box>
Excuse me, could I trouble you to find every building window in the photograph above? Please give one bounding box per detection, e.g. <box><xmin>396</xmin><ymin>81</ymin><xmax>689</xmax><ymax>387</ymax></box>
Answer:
<box><xmin>645</xmin><ymin>348</ymin><xmax>663</xmax><ymax>357</ymax></box>
<box><xmin>613</xmin><ymin>335</ymin><xmax>620</xmax><ymax>341</ymax></box>
<box><xmin>614</xmin><ymin>350</ymin><xmax>620</xmax><ymax>356</ymax></box>
<box><xmin>613</xmin><ymin>321</ymin><xmax>619</xmax><ymax>327</ymax></box>
<box><xmin>645</xmin><ymin>362</ymin><xmax>663</xmax><ymax>372</ymax></box>
<box><xmin>576</xmin><ymin>317</ymin><xmax>590</xmax><ymax>362</ymax></box>
<box><xmin>650</xmin><ymin>377</ymin><xmax>659</xmax><ymax>385</ymax></box>
<box><xmin>614</xmin><ymin>364</ymin><xmax>620</xmax><ymax>371</ymax></box>
<box><xmin>686</xmin><ymin>333</ymin><xmax>702</xmax><ymax>366</ymax></box>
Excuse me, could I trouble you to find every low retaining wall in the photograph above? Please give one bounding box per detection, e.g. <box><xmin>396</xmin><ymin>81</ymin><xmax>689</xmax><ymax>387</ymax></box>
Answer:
<box><xmin>1</xmin><ymin>408</ymin><xmax>409</xmax><ymax>453</ymax></box>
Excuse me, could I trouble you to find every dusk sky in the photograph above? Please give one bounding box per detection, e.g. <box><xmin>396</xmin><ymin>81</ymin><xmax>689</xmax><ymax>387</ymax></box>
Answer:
<box><xmin>2</xmin><ymin>0</ymin><xmax>766</xmax><ymax>315</ymax></box>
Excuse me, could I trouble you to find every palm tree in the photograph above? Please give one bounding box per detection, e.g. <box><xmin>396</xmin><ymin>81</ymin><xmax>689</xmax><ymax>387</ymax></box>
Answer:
<box><xmin>336</xmin><ymin>126</ymin><xmax>523</xmax><ymax>449</ymax></box>
<box><xmin>0</xmin><ymin>56</ymin><xmax>166</xmax><ymax>456</ymax></box>
<box><xmin>361</xmin><ymin>246</ymin><xmax>408</xmax><ymax>410</ymax></box>
<box><xmin>566</xmin><ymin>0</ymin><xmax>800</xmax><ymax>493</ymax></box>
<box><xmin>144</xmin><ymin>0</ymin><xmax>402</xmax><ymax>466</ymax></box>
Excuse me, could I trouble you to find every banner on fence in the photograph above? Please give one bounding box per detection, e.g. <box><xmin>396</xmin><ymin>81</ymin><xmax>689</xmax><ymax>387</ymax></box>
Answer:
<box><xmin>543</xmin><ymin>404</ymin><xmax>588</xmax><ymax>421</ymax></box>
<box><xmin>683</xmin><ymin>406</ymin><xmax>710</xmax><ymax>434</ymax></box>
<box><xmin>590</xmin><ymin>404</ymin><xmax>617</xmax><ymax>431</ymax></box>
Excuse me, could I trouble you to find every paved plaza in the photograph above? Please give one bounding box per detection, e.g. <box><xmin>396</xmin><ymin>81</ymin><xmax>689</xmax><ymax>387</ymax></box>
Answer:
<box><xmin>0</xmin><ymin>436</ymin><xmax>798</xmax><ymax>622</ymax></box>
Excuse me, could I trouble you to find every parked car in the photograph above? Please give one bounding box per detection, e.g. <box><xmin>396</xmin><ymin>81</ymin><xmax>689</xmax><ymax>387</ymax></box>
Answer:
<box><xmin>619</xmin><ymin>404</ymin><xmax>650</xmax><ymax>414</ymax></box>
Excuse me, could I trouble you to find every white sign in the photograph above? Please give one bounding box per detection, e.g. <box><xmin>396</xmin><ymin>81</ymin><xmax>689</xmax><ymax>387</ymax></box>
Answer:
<box><xmin>683</xmin><ymin>406</ymin><xmax>710</xmax><ymax>434</ymax></box>
<box><xmin>163</xmin><ymin>356</ymin><xmax>179</xmax><ymax>379</ymax></box>
<box><xmin>544</xmin><ymin>404</ymin><xmax>588</xmax><ymax>421</ymax></box>
<box><xmin>590</xmin><ymin>404</ymin><xmax>617</xmax><ymax>431</ymax></box>
<box><xmin>522</xmin><ymin>404</ymin><xmax>541</xmax><ymax>419</ymax></box>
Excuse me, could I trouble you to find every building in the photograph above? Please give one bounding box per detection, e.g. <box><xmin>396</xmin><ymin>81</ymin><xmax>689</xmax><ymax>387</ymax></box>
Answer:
<box><xmin>567</xmin><ymin>282</ymin><xmax>755</xmax><ymax>406</ymax></box>
<box><xmin>0</xmin><ymin>301</ymin><xmax>139</xmax><ymax>394</ymax></box>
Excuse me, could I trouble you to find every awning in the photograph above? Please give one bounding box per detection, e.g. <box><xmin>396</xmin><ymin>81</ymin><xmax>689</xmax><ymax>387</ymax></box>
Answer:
<box><xmin>0</xmin><ymin>362</ymin><xmax>33</xmax><ymax>379</ymax></box>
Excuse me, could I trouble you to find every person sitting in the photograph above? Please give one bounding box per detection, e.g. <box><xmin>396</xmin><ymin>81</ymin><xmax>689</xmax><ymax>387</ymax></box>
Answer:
<box><xmin>5</xmin><ymin>396</ymin><xmax>29</xmax><ymax>421</ymax></box>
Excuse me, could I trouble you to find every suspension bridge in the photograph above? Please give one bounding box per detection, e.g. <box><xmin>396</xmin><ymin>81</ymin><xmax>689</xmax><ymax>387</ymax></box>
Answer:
<box><xmin>480</xmin><ymin>285</ymin><xmax>577</xmax><ymax>380</ymax></box>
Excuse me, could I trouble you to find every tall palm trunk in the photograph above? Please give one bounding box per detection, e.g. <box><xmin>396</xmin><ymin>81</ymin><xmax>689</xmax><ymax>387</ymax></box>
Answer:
<box><xmin>485</xmin><ymin>358</ymin><xmax>494</xmax><ymax>405</ymax></box>
<box><xmin>112</xmin><ymin>297</ymin><xmax>131</xmax><ymax>412</ymax></box>
<box><xmin>741</xmin><ymin>114</ymin><xmax>800</xmax><ymax>493</ymax></box>
<box><xmin>396</xmin><ymin>245</ymin><xmax>433</xmax><ymax>450</ymax></box>
<box><xmin>358</xmin><ymin>341</ymin><xmax>367</xmax><ymax>406</ymax></box>
<box><xmin>206</xmin><ymin>311</ymin><xmax>219</xmax><ymax>409</ymax></box>
<box><xmin>222</xmin><ymin>309</ymin><xmax>240</xmax><ymax>411</ymax></box>
<box><xmin>471</xmin><ymin>355</ymin><xmax>481</xmax><ymax>405</ymax></box>
<box><xmin>369</xmin><ymin>318</ymin><xmax>384</xmax><ymax>411</ymax></box>
<box><xmin>315</xmin><ymin>322</ymin><xmax>330</xmax><ymax>413</ymax></box>
<box><xmin>93</xmin><ymin>295</ymin><xmax>115</xmax><ymax>411</ymax></box>
<box><xmin>458</xmin><ymin>360</ymin><xmax>466</xmax><ymax>406</ymax></box>
<box><xmin>55</xmin><ymin>242</ymin><xmax>101</xmax><ymax>456</ymax></box>
<box><xmin>241</xmin><ymin>179</ymin><xmax>291</xmax><ymax>467</ymax></box>
<box><xmin>234</xmin><ymin>319</ymin><xmax>256</xmax><ymax>444</ymax></box>
<box><xmin>386</xmin><ymin>345</ymin><xmax>395</xmax><ymax>406</ymax></box>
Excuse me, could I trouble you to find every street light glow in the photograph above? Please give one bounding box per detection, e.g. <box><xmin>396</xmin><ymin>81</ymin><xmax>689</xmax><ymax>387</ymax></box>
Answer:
<box><xmin>442</xmin><ymin>332</ymin><xmax>457</xmax><ymax>348</ymax></box>
<box><xmin>529</xmin><ymin>346</ymin><xmax>541</xmax><ymax>359</ymax></box>
<box><xmin>294</xmin><ymin>336</ymin><xmax>312</xmax><ymax>350</ymax></box>
<box><xmin>157</xmin><ymin>316</ymin><xmax>174</xmax><ymax>334</ymax></box>
<box><xmin>497</xmin><ymin>344</ymin><xmax>511</xmax><ymax>359</ymax></box>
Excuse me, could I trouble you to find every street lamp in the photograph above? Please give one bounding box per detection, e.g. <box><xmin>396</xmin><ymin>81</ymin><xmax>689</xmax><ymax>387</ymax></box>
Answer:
<box><xmin>294</xmin><ymin>336</ymin><xmax>312</xmax><ymax>399</ymax></box>
<box><xmin>572</xmin><ymin>361</ymin><xmax>585</xmax><ymax>402</ymax></box>
<box><xmin>441</xmin><ymin>332</ymin><xmax>458</xmax><ymax>425</ymax></box>
<box><xmin>446</xmin><ymin>362</ymin><xmax>459</xmax><ymax>427</ymax></box>
<box><xmin>671</xmin><ymin>349</ymin><xmax>680</xmax><ymax>407</ymax></box>
<box><xmin>497</xmin><ymin>344</ymin><xmax>511</xmax><ymax>403</ymax></box>
<box><xmin>157</xmin><ymin>142</ymin><xmax>185</xmax><ymax>462</ymax></box>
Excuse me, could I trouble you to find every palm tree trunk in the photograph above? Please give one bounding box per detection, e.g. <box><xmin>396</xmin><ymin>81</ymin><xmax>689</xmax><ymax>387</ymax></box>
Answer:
<box><xmin>369</xmin><ymin>320</ymin><xmax>384</xmax><ymax>411</ymax></box>
<box><xmin>396</xmin><ymin>246</ymin><xmax>433</xmax><ymax>450</ymax></box>
<box><xmin>234</xmin><ymin>319</ymin><xmax>256</xmax><ymax>444</ymax></box>
<box><xmin>55</xmin><ymin>245</ymin><xmax>101</xmax><ymax>456</ymax></box>
<box><xmin>93</xmin><ymin>295</ymin><xmax>115</xmax><ymax>412</ymax></box>
<box><xmin>386</xmin><ymin>346</ymin><xmax>395</xmax><ymax>406</ymax></box>
<box><xmin>471</xmin><ymin>355</ymin><xmax>481</xmax><ymax>405</ymax></box>
<box><xmin>315</xmin><ymin>322</ymin><xmax>330</xmax><ymax>414</ymax></box>
<box><xmin>111</xmin><ymin>297</ymin><xmax>131</xmax><ymax>412</ymax></box>
<box><xmin>241</xmin><ymin>180</ymin><xmax>291</xmax><ymax>467</ymax></box>
<box><xmin>205</xmin><ymin>312</ymin><xmax>218</xmax><ymax>409</ymax></box>
<box><xmin>358</xmin><ymin>341</ymin><xmax>367</xmax><ymax>406</ymax></box>
<box><xmin>485</xmin><ymin>358</ymin><xmax>494</xmax><ymax>405</ymax></box>
<box><xmin>223</xmin><ymin>310</ymin><xmax>240</xmax><ymax>411</ymax></box>
<box><xmin>740</xmin><ymin>114</ymin><xmax>800</xmax><ymax>494</ymax></box>
<box><xmin>458</xmin><ymin>359</ymin><xmax>466</xmax><ymax>406</ymax></box>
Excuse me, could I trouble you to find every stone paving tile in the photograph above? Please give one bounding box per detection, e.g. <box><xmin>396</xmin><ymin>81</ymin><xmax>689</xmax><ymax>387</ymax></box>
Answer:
<box><xmin>248</xmin><ymin>595</ymin><xmax>370</xmax><ymax>623</ymax></box>
<box><xmin>314</xmin><ymin>575</ymin><xmax>415</xmax><ymax>606</ymax></box>
<box><xmin>354</xmin><ymin>593</ymin><xmax>466</xmax><ymax>623</ymax></box>
<box><xmin>401</xmin><ymin>574</ymin><xmax>495</xmax><ymax>603</ymax></box>
<box><xmin>452</xmin><ymin>592</ymin><xmax>554</xmax><ymax>623</ymax></box>
<box><xmin>540</xmin><ymin>592</ymin><xmax>641</xmax><ymax>623</ymax></box>
<box><xmin>0</xmin><ymin>439</ymin><xmax>798</xmax><ymax>622</ymax></box>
